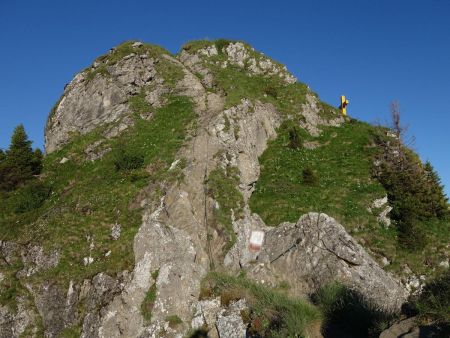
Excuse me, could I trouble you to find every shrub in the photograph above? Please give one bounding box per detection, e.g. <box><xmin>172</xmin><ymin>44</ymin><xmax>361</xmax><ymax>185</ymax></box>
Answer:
<box><xmin>215</xmin><ymin>39</ymin><xmax>231</xmax><ymax>54</ymax></box>
<box><xmin>113</xmin><ymin>148</ymin><xmax>144</xmax><ymax>171</ymax></box>
<box><xmin>140</xmin><ymin>269</ymin><xmax>159</xmax><ymax>323</ymax></box>
<box><xmin>302</xmin><ymin>167</ymin><xmax>318</xmax><ymax>185</ymax></box>
<box><xmin>264</xmin><ymin>85</ymin><xmax>278</xmax><ymax>99</ymax></box>
<box><xmin>288</xmin><ymin>127</ymin><xmax>302</xmax><ymax>149</ymax></box>
<box><xmin>415</xmin><ymin>270</ymin><xmax>450</xmax><ymax>324</ymax></box>
<box><xmin>10</xmin><ymin>181</ymin><xmax>51</xmax><ymax>214</ymax></box>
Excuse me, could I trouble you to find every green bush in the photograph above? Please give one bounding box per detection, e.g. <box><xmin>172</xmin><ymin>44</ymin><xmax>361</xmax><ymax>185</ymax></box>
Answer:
<box><xmin>113</xmin><ymin>148</ymin><xmax>144</xmax><ymax>171</ymax></box>
<box><xmin>415</xmin><ymin>270</ymin><xmax>450</xmax><ymax>324</ymax></box>
<box><xmin>264</xmin><ymin>85</ymin><xmax>278</xmax><ymax>99</ymax></box>
<box><xmin>10</xmin><ymin>181</ymin><xmax>51</xmax><ymax>214</ymax></box>
<box><xmin>215</xmin><ymin>39</ymin><xmax>231</xmax><ymax>54</ymax></box>
<box><xmin>302</xmin><ymin>167</ymin><xmax>318</xmax><ymax>185</ymax></box>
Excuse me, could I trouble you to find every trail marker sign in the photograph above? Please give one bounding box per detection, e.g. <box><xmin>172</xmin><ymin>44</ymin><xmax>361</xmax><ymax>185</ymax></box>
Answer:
<box><xmin>249</xmin><ymin>230</ymin><xmax>265</xmax><ymax>252</ymax></box>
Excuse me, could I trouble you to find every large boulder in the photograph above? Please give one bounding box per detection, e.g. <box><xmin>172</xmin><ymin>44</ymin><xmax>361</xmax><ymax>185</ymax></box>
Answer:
<box><xmin>226</xmin><ymin>212</ymin><xmax>408</xmax><ymax>312</ymax></box>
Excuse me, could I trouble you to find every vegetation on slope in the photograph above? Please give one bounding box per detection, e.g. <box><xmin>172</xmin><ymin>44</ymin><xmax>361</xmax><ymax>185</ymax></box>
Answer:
<box><xmin>181</xmin><ymin>39</ymin><xmax>334</xmax><ymax>121</ymax></box>
<box><xmin>84</xmin><ymin>40</ymin><xmax>181</xmax><ymax>84</ymax></box>
<box><xmin>250</xmin><ymin>119</ymin><xmax>385</xmax><ymax>228</ymax></box>
<box><xmin>47</xmin><ymin>40</ymin><xmax>184</xmax><ymax>127</ymax></box>
<box><xmin>0</xmin><ymin>95</ymin><xmax>195</xmax><ymax>311</ymax></box>
<box><xmin>249</xmin><ymin>118</ymin><xmax>449</xmax><ymax>277</ymax></box>
<box><xmin>207</xmin><ymin>166</ymin><xmax>244</xmax><ymax>254</ymax></box>
<box><xmin>200</xmin><ymin>272</ymin><xmax>321</xmax><ymax>337</ymax></box>
<box><xmin>0</xmin><ymin>124</ymin><xmax>43</xmax><ymax>192</ymax></box>
<box><xmin>414</xmin><ymin>270</ymin><xmax>450</xmax><ymax>326</ymax></box>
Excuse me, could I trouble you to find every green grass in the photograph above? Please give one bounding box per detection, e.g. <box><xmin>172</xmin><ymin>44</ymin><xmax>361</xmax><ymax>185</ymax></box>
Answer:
<box><xmin>59</xmin><ymin>326</ymin><xmax>82</xmax><ymax>338</ymax></box>
<box><xmin>249</xmin><ymin>119</ymin><xmax>385</xmax><ymax>228</ymax></box>
<box><xmin>129</xmin><ymin>88</ymin><xmax>152</xmax><ymax>117</ymax></box>
<box><xmin>0</xmin><ymin>95</ymin><xmax>196</xmax><ymax>303</ymax></box>
<box><xmin>141</xmin><ymin>269</ymin><xmax>159</xmax><ymax>323</ymax></box>
<box><xmin>207</xmin><ymin>166</ymin><xmax>244</xmax><ymax>254</ymax></box>
<box><xmin>181</xmin><ymin>39</ymin><xmax>234</xmax><ymax>54</ymax></box>
<box><xmin>249</xmin><ymin>119</ymin><xmax>450</xmax><ymax>277</ymax></box>
<box><xmin>201</xmin><ymin>272</ymin><xmax>321</xmax><ymax>337</ymax></box>
<box><xmin>180</xmin><ymin>39</ymin><xmax>319</xmax><ymax>116</ymax></box>
<box><xmin>414</xmin><ymin>270</ymin><xmax>450</xmax><ymax>324</ymax></box>
<box><xmin>165</xmin><ymin>314</ymin><xmax>183</xmax><ymax>328</ymax></box>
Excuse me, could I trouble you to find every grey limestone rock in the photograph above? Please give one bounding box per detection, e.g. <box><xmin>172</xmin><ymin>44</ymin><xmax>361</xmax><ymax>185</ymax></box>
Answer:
<box><xmin>18</xmin><ymin>245</ymin><xmax>59</xmax><ymax>278</ymax></box>
<box><xmin>227</xmin><ymin>212</ymin><xmax>408</xmax><ymax>312</ymax></box>
<box><xmin>45</xmin><ymin>53</ymin><xmax>164</xmax><ymax>153</ymax></box>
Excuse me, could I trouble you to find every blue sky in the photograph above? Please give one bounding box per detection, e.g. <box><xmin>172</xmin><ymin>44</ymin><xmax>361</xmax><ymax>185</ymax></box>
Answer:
<box><xmin>0</xmin><ymin>0</ymin><xmax>449</xmax><ymax>195</ymax></box>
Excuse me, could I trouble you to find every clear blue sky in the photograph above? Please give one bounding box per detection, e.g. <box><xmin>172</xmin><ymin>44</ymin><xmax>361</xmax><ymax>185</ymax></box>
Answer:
<box><xmin>1</xmin><ymin>0</ymin><xmax>449</xmax><ymax>195</ymax></box>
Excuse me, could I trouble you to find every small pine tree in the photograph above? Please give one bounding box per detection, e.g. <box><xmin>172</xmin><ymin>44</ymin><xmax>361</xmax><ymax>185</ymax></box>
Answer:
<box><xmin>0</xmin><ymin>149</ymin><xmax>5</xmax><ymax>163</ymax></box>
<box><xmin>0</xmin><ymin>125</ymin><xmax>43</xmax><ymax>191</ymax></box>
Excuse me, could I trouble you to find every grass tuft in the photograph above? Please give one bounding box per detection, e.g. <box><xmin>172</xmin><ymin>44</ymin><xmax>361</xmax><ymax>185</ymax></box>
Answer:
<box><xmin>202</xmin><ymin>272</ymin><xmax>321</xmax><ymax>337</ymax></box>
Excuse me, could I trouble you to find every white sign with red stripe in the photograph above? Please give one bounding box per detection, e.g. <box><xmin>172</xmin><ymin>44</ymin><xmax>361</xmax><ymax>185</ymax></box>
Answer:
<box><xmin>249</xmin><ymin>230</ymin><xmax>265</xmax><ymax>252</ymax></box>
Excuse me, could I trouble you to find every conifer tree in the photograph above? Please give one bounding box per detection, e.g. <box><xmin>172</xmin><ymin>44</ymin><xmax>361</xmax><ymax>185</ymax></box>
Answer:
<box><xmin>423</xmin><ymin>161</ymin><xmax>448</xmax><ymax>218</ymax></box>
<box><xmin>0</xmin><ymin>125</ymin><xmax>42</xmax><ymax>191</ymax></box>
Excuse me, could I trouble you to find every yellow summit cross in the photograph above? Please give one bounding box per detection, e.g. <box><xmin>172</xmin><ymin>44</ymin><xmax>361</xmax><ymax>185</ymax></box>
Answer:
<box><xmin>340</xmin><ymin>95</ymin><xmax>349</xmax><ymax>116</ymax></box>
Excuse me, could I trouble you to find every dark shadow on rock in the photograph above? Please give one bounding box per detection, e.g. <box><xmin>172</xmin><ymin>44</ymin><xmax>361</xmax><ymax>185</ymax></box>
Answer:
<box><xmin>311</xmin><ymin>284</ymin><xmax>397</xmax><ymax>338</ymax></box>
<box><xmin>188</xmin><ymin>329</ymin><xmax>209</xmax><ymax>338</ymax></box>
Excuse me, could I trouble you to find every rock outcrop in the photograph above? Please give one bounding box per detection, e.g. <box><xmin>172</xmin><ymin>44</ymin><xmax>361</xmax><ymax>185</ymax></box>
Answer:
<box><xmin>226</xmin><ymin>212</ymin><xmax>408</xmax><ymax>312</ymax></box>
<box><xmin>0</xmin><ymin>40</ymin><xmax>411</xmax><ymax>337</ymax></box>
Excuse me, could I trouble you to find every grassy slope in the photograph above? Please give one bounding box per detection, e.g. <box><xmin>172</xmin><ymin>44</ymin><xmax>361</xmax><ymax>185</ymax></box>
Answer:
<box><xmin>249</xmin><ymin>119</ymin><xmax>449</xmax><ymax>277</ymax></box>
<box><xmin>250</xmin><ymin>120</ymin><xmax>385</xmax><ymax>228</ymax></box>
<box><xmin>0</xmin><ymin>95</ymin><xmax>195</xmax><ymax>312</ymax></box>
<box><xmin>181</xmin><ymin>41</ymin><xmax>449</xmax><ymax>279</ymax></box>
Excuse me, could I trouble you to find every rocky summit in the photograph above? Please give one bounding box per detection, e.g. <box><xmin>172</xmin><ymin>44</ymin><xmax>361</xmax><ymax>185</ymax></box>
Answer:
<box><xmin>0</xmin><ymin>40</ymin><xmax>448</xmax><ymax>338</ymax></box>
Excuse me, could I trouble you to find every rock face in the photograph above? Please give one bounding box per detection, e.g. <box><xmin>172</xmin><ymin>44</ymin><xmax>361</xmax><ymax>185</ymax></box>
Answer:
<box><xmin>45</xmin><ymin>44</ymin><xmax>174</xmax><ymax>153</ymax></box>
<box><xmin>2</xmin><ymin>40</ymin><xmax>410</xmax><ymax>337</ymax></box>
<box><xmin>226</xmin><ymin>212</ymin><xmax>408</xmax><ymax>312</ymax></box>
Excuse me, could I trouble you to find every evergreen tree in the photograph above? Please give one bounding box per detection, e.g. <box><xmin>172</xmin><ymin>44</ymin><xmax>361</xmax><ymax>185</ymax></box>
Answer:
<box><xmin>0</xmin><ymin>149</ymin><xmax>5</xmax><ymax>163</ymax></box>
<box><xmin>32</xmin><ymin>148</ymin><xmax>44</xmax><ymax>175</ymax></box>
<box><xmin>423</xmin><ymin>161</ymin><xmax>448</xmax><ymax>218</ymax></box>
<box><xmin>0</xmin><ymin>125</ymin><xmax>42</xmax><ymax>192</ymax></box>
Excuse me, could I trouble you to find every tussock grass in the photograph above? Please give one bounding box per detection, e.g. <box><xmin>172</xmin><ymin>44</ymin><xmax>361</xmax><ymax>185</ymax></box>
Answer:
<box><xmin>201</xmin><ymin>272</ymin><xmax>321</xmax><ymax>337</ymax></box>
